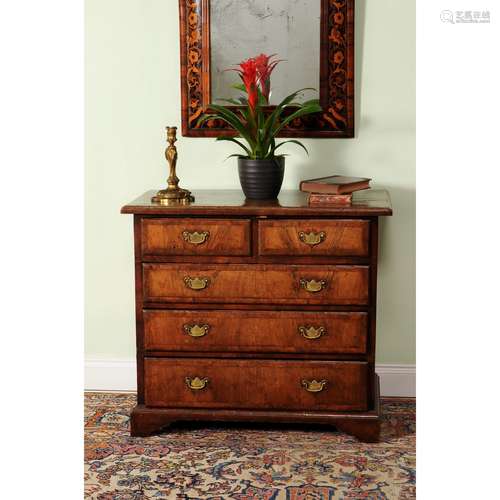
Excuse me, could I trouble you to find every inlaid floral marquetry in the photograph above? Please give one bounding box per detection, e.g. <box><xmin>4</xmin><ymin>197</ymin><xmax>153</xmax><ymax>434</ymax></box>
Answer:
<box><xmin>179</xmin><ymin>0</ymin><xmax>354</xmax><ymax>137</ymax></box>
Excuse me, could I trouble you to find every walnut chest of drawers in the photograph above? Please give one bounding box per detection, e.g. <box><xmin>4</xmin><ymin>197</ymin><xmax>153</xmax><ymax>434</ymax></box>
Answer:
<box><xmin>121</xmin><ymin>189</ymin><xmax>392</xmax><ymax>442</ymax></box>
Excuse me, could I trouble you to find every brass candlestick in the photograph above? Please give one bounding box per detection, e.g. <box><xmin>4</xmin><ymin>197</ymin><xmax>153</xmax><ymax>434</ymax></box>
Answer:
<box><xmin>152</xmin><ymin>126</ymin><xmax>194</xmax><ymax>205</ymax></box>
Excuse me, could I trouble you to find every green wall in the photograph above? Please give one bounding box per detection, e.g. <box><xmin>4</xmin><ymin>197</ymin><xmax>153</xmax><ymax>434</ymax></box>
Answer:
<box><xmin>85</xmin><ymin>0</ymin><xmax>415</xmax><ymax>364</ymax></box>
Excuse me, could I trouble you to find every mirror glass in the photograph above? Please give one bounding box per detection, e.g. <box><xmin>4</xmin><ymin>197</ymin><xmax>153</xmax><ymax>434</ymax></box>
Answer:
<box><xmin>210</xmin><ymin>0</ymin><xmax>321</xmax><ymax>105</ymax></box>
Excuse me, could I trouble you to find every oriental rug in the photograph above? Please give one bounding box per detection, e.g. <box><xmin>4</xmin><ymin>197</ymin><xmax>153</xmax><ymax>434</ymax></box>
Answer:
<box><xmin>85</xmin><ymin>393</ymin><xmax>415</xmax><ymax>499</ymax></box>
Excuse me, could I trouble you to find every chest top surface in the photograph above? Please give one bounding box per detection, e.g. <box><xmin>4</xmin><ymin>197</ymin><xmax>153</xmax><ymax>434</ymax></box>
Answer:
<box><xmin>121</xmin><ymin>189</ymin><xmax>393</xmax><ymax>217</ymax></box>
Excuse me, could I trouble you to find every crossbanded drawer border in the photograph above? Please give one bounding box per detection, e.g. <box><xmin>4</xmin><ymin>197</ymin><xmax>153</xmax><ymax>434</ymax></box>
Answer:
<box><xmin>84</xmin><ymin>359</ymin><xmax>416</xmax><ymax>398</ymax></box>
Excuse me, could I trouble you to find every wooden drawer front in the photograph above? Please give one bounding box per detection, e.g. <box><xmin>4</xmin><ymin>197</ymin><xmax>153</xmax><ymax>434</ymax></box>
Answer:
<box><xmin>143</xmin><ymin>264</ymin><xmax>369</xmax><ymax>305</ymax></box>
<box><xmin>141</xmin><ymin>218</ymin><xmax>251</xmax><ymax>256</ymax></box>
<box><xmin>258</xmin><ymin>219</ymin><xmax>369</xmax><ymax>257</ymax></box>
<box><xmin>145</xmin><ymin>358</ymin><xmax>368</xmax><ymax>411</ymax></box>
<box><xmin>144</xmin><ymin>310</ymin><xmax>368</xmax><ymax>354</ymax></box>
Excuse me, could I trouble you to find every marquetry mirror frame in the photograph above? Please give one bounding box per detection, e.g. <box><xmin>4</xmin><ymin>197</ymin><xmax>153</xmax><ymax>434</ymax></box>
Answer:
<box><xmin>179</xmin><ymin>0</ymin><xmax>354</xmax><ymax>138</ymax></box>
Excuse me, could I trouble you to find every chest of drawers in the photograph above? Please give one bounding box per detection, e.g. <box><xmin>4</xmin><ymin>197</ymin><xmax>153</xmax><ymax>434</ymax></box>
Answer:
<box><xmin>121</xmin><ymin>189</ymin><xmax>392</xmax><ymax>442</ymax></box>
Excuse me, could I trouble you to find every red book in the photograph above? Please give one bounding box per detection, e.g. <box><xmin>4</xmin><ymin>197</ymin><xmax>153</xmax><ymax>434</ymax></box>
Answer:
<box><xmin>308</xmin><ymin>193</ymin><xmax>353</xmax><ymax>205</ymax></box>
<box><xmin>300</xmin><ymin>175</ymin><xmax>371</xmax><ymax>194</ymax></box>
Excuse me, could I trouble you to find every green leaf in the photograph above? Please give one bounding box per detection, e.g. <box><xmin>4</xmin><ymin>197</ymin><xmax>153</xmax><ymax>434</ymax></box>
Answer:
<box><xmin>257</xmin><ymin>87</ymin><xmax>267</xmax><ymax>106</ymax></box>
<box><xmin>208</xmin><ymin>104</ymin><xmax>256</xmax><ymax>148</ymax></box>
<box><xmin>273</xmin><ymin>140</ymin><xmax>309</xmax><ymax>156</ymax></box>
<box><xmin>239</xmin><ymin>106</ymin><xmax>258</xmax><ymax>154</ymax></box>
<box><xmin>260</xmin><ymin>89</ymin><xmax>317</xmax><ymax>152</ymax></box>
<box><xmin>300</xmin><ymin>98</ymin><xmax>321</xmax><ymax>107</ymax></box>
<box><xmin>231</xmin><ymin>83</ymin><xmax>247</xmax><ymax>93</ymax></box>
<box><xmin>225</xmin><ymin>154</ymin><xmax>246</xmax><ymax>161</ymax></box>
<box><xmin>264</xmin><ymin>137</ymin><xmax>276</xmax><ymax>159</ymax></box>
<box><xmin>272</xmin><ymin>102</ymin><xmax>322</xmax><ymax>136</ymax></box>
<box><xmin>196</xmin><ymin>113</ymin><xmax>220</xmax><ymax>127</ymax></box>
<box><xmin>215</xmin><ymin>98</ymin><xmax>244</xmax><ymax>106</ymax></box>
<box><xmin>216</xmin><ymin>136</ymin><xmax>251</xmax><ymax>156</ymax></box>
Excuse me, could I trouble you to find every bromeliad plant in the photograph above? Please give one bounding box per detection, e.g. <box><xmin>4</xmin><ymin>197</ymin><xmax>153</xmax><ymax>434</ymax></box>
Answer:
<box><xmin>199</xmin><ymin>54</ymin><xmax>322</xmax><ymax>160</ymax></box>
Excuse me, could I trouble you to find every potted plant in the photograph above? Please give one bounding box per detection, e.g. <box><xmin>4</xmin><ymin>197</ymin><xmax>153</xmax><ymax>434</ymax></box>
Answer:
<box><xmin>199</xmin><ymin>54</ymin><xmax>322</xmax><ymax>199</ymax></box>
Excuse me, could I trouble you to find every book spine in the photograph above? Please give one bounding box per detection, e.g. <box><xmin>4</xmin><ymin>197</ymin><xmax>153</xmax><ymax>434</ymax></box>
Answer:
<box><xmin>308</xmin><ymin>193</ymin><xmax>353</xmax><ymax>205</ymax></box>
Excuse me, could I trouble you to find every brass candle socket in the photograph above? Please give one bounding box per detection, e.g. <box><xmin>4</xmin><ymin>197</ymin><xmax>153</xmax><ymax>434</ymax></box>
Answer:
<box><xmin>152</xmin><ymin>126</ymin><xmax>194</xmax><ymax>205</ymax></box>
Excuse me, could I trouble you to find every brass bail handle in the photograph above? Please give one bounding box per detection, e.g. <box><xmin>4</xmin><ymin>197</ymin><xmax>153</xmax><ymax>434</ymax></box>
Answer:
<box><xmin>300</xmin><ymin>279</ymin><xmax>327</xmax><ymax>293</ymax></box>
<box><xmin>299</xmin><ymin>231</ymin><xmax>326</xmax><ymax>247</ymax></box>
<box><xmin>302</xmin><ymin>379</ymin><xmax>328</xmax><ymax>393</ymax></box>
<box><xmin>185</xmin><ymin>377</ymin><xmax>209</xmax><ymax>391</ymax></box>
<box><xmin>184</xmin><ymin>323</ymin><xmax>210</xmax><ymax>337</ymax></box>
<box><xmin>299</xmin><ymin>326</ymin><xmax>326</xmax><ymax>340</ymax></box>
<box><xmin>184</xmin><ymin>276</ymin><xmax>210</xmax><ymax>290</ymax></box>
<box><xmin>183</xmin><ymin>231</ymin><xmax>210</xmax><ymax>245</ymax></box>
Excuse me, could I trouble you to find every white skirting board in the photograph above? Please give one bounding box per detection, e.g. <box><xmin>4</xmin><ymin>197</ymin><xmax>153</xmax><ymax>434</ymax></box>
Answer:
<box><xmin>85</xmin><ymin>359</ymin><xmax>415</xmax><ymax>398</ymax></box>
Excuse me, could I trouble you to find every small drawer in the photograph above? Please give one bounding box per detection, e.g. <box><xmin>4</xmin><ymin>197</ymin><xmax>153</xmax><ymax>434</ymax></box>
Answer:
<box><xmin>258</xmin><ymin>219</ymin><xmax>370</xmax><ymax>257</ymax></box>
<box><xmin>144</xmin><ymin>310</ymin><xmax>368</xmax><ymax>354</ymax></box>
<box><xmin>141</xmin><ymin>218</ymin><xmax>251</xmax><ymax>256</ymax></box>
<box><xmin>144</xmin><ymin>358</ymin><xmax>368</xmax><ymax>411</ymax></box>
<box><xmin>143</xmin><ymin>264</ymin><xmax>369</xmax><ymax>305</ymax></box>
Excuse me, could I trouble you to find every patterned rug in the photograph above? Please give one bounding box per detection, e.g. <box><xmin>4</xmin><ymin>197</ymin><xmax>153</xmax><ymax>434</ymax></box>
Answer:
<box><xmin>85</xmin><ymin>393</ymin><xmax>415</xmax><ymax>499</ymax></box>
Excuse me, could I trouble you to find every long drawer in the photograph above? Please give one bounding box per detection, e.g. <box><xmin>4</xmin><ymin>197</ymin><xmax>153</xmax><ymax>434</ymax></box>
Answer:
<box><xmin>144</xmin><ymin>310</ymin><xmax>368</xmax><ymax>354</ymax></box>
<box><xmin>144</xmin><ymin>358</ymin><xmax>368</xmax><ymax>411</ymax></box>
<box><xmin>143</xmin><ymin>264</ymin><xmax>369</xmax><ymax>305</ymax></box>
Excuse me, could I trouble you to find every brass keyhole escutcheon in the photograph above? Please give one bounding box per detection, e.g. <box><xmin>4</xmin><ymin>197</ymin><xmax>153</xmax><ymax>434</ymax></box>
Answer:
<box><xmin>184</xmin><ymin>276</ymin><xmax>210</xmax><ymax>290</ymax></box>
<box><xmin>300</xmin><ymin>279</ymin><xmax>327</xmax><ymax>293</ymax></box>
<box><xmin>185</xmin><ymin>377</ymin><xmax>209</xmax><ymax>391</ymax></box>
<box><xmin>184</xmin><ymin>323</ymin><xmax>210</xmax><ymax>338</ymax></box>
<box><xmin>298</xmin><ymin>231</ymin><xmax>326</xmax><ymax>247</ymax></box>
<box><xmin>302</xmin><ymin>379</ymin><xmax>328</xmax><ymax>393</ymax></box>
<box><xmin>299</xmin><ymin>326</ymin><xmax>326</xmax><ymax>340</ymax></box>
<box><xmin>183</xmin><ymin>231</ymin><xmax>210</xmax><ymax>245</ymax></box>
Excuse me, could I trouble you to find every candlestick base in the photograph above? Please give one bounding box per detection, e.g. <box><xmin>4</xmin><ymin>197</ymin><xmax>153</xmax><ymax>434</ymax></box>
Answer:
<box><xmin>151</xmin><ymin>188</ymin><xmax>194</xmax><ymax>205</ymax></box>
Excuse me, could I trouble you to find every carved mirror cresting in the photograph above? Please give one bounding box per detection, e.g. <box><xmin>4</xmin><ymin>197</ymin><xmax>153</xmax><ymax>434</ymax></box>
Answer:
<box><xmin>179</xmin><ymin>0</ymin><xmax>354</xmax><ymax>138</ymax></box>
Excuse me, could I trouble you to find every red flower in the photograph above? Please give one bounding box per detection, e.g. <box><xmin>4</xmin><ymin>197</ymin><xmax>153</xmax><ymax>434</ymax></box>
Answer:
<box><xmin>254</xmin><ymin>53</ymin><xmax>281</xmax><ymax>103</ymax></box>
<box><xmin>229</xmin><ymin>54</ymin><xmax>282</xmax><ymax>112</ymax></box>
<box><xmin>235</xmin><ymin>57</ymin><xmax>258</xmax><ymax>114</ymax></box>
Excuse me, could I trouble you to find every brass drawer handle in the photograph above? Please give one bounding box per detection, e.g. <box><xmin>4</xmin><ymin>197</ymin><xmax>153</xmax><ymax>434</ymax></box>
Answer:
<box><xmin>299</xmin><ymin>325</ymin><xmax>326</xmax><ymax>340</ymax></box>
<box><xmin>302</xmin><ymin>379</ymin><xmax>328</xmax><ymax>393</ymax></box>
<box><xmin>299</xmin><ymin>231</ymin><xmax>326</xmax><ymax>247</ymax></box>
<box><xmin>184</xmin><ymin>276</ymin><xmax>210</xmax><ymax>290</ymax></box>
<box><xmin>183</xmin><ymin>323</ymin><xmax>210</xmax><ymax>337</ymax></box>
<box><xmin>183</xmin><ymin>230</ymin><xmax>210</xmax><ymax>245</ymax></box>
<box><xmin>300</xmin><ymin>278</ymin><xmax>327</xmax><ymax>293</ymax></box>
<box><xmin>185</xmin><ymin>376</ymin><xmax>209</xmax><ymax>391</ymax></box>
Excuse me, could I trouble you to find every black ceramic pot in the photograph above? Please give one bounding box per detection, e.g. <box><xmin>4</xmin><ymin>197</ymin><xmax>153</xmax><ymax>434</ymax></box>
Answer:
<box><xmin>237</xmin><ymin>157</ymin><xmax>285</xmax><ymax>200</ymax></box>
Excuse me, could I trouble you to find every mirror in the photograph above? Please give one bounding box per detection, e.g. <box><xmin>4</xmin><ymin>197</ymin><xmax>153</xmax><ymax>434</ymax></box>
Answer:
<box><xmin>210</xmin><ymin>0</ymin><xmax>321</xmax><ymax>105</ymax></box>
<box><xmin>179</xmin><ymin>0</ymin><xmax>355</xmax><ymax>138</ymax></box>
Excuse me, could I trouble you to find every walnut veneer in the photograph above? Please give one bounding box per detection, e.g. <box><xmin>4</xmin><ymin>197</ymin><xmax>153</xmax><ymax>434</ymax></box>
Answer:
<box><xmin>122</xmin><ymin>189</ymin><xmax>392</xmax><ymax>442</ymax></box>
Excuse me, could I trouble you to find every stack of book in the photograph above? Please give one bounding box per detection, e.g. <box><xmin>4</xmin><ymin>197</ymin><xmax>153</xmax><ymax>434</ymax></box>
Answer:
<box><xmin>299</xmin><ymin>175</ymin><xmax>371</xmax><ymax>205</ymax></box>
